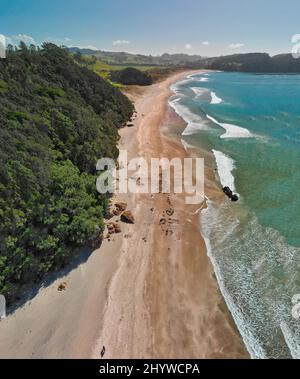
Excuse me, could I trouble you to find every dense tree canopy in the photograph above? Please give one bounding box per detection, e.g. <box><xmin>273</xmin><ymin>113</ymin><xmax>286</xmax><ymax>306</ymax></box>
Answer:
<box><xmin>110</xmin><ymin>67</ymin><xmax>153</xmax><ymax>86</ymax></box>
<box><xmin>0</xmin><ymin>43</ymin><xmax>133</xmax><ymax>303</ymax></box>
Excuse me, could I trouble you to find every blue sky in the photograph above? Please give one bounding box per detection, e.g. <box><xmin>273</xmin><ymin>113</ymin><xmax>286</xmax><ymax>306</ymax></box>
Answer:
<box><xmin>1</xmin><ymin>0</ymin><xmax>300</xmax><ymax>56</ymax></box>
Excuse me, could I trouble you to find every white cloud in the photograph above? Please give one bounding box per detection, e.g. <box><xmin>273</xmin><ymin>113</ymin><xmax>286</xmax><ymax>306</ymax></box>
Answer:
<box><xmin>0</xmin><ymin>34</ymin><xmax>99</xmax><ymax>51</ymax></box>
<box><xmin>202</xmin><ymin>41</ymin><xmax>210</xmax><ymax>46</ymax></box>
<box><xmin>2</xmin><ymin>34</ymin><xmax>36</xmax><ymax>46</ymax></box>
<box><xmin>229</xmin><ymin>43</ymin><xmax>245</xmax><ymax>49</ymax></box>
<box><xmin>113</xmin><ymin>40</ymin><xmax>131</xmax><ymax>46</ymax></box>
<box><xmin>44</xmin><ymin>37</ymin><xmax>98</xmax><ymax>50</ymax></box>
<box><xmin>13</xmin><ymin>34</ymin><xmax>36</xmax><ymax>45</ymax></box>
<box><xmin>185</xmin><ymin>43</ymin><xmax>192</xmax><ymax>50</ymax></box>
<box><xmin>77</xmin><ymin>45</ymin><xmax>99</xmax><ymax>50</ymax></box>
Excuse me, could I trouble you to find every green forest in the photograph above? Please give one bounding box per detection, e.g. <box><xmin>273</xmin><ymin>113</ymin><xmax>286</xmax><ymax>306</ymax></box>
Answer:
<box><xmin>110</xmin><ymin>67</ymin><xmax>153</xmax><ymax>86</ymax></box>
<box><xmin>0</xmin><ymin>43</ymin><xmax>133</xmax><ymax>303</ymax></box>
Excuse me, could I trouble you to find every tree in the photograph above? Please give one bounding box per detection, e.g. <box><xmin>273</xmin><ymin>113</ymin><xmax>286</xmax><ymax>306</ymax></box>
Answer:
<box><xmin>0</xmin><ymin>44</ymin><xmax>133</xmax><ymax>303</ymax></box>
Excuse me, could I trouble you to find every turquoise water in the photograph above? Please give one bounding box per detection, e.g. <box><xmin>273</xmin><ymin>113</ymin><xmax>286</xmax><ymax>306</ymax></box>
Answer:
<box><xmin>170</xmin><ymin>72</ymin><xmax>300</xmax><ymax>359</ymax></box>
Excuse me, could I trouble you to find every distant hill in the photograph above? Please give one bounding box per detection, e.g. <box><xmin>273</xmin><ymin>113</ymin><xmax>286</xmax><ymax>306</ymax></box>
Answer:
<box><xmin>68</xmin><ymin>47</ymin><xmax>203</xmax><ymax>67</ymax></box>
<box><xmin>110</xmin><ymin>67</ymin><xmax>153</xmax><ymax>86</ymax></box>
<box><xmin>69</xmin><ymin>48</ymin><xmax>300</xmax><ymax>73</ymax></box>
<box><xmin>157</xmin><ymin>53</ymin><xmax>206</xmax><ymax>65</ymax></box>
<box><xmin>190</xmin><ymin>53</ymin><xmax>300</xmax><ymax>73</ymax></box>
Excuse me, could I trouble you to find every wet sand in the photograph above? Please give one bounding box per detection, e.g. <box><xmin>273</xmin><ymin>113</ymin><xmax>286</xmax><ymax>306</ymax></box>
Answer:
<box><xmin>93</xmin><ymin>71</ymin><xmax>249</xmax><ymax>359</ymax></box>
<box><xmin>0</xmin><ymin>71</ymin><xmax>249</xmax><ymax>359</ymax></box>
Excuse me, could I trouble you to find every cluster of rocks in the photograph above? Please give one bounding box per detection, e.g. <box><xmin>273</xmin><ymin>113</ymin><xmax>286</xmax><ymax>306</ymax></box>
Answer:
<box><xmin>107</xmin><ymin>202</ymin><xmax>127</xmax><ymax>218</ymax></box>
<box><xmin>107</xmin><ymin>222</ymin><xmax>122</xmax><ymax>235</ymax></box>
<box><xmin>223</xmin><ymin>187</ymin><xmax>239</xmax><ymax>202</ymax></box>
<box><xmin>121</xmin><ymin>210</ymin><xmax>135</xmax><ymax>224</ymax></box>
<box><xmin>105</xmin><ymin>202</ymin><xmax>135</xmax><ymax>239</ymax></box>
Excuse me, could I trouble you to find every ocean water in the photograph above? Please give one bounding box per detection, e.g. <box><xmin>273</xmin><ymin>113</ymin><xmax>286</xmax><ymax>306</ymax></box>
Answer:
<box><xmin>170</xmin><ymin>72</ymin><xmax>300</xmax><ymax>359</ymax></box>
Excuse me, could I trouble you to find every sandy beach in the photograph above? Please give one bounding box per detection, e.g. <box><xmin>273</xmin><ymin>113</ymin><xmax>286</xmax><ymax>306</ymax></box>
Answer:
<box><xmin>0</xmin><ymin>71</ymin><xmax>249</xmax><ymax>359</ymax></box>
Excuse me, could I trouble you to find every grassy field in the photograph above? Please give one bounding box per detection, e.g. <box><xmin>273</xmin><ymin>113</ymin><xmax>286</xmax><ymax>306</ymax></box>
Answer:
<box><xmin>78</xmin><ymin>55</ymin><xmax>167</xmax><ymax>87</ymax></box>
<box><xmin>89</xmin><ymin>59</ymin><xmax>161</xmax><ymax>71</ymax></box>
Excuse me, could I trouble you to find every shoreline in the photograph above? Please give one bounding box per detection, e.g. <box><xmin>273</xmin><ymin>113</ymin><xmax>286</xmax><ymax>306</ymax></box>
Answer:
<box><xmin>93</xmin><ymin>70</ymin><xmax>249</xmax><ymax>359</ymax></box>
<box><xmin>0</xmin><ymin>70</ymin><xmax>249</xmax><ymax>359</ymax></box>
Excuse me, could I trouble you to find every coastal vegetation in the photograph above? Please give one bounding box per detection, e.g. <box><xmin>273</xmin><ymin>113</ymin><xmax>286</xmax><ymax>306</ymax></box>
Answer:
<box><xmin>71</xmin><ymin>52</ymin><xmax>178</xmax><ymax>86</ymax></box>
<box><xmin>68</xmin><ymin>47</ymin><xmax>203</xmax><ymax>66</ymax></box>
<box><xmin>71</xmin><ymin>47</ymin><xmax>300</xmax><ymax>74</ymax></box>
<box><xmin>0</xmin><ymin>43</ymin><xmax>133</xmax><ymax>303</ymax></box>
<box><xmin>110</xmin><ymin>67</ymin><xmax>153</xmax><ymax>86</ymax></box>
<box><xmin>2</xmin><ymin>43</ymin><xmax>299</xmax><ymax>306</ymax></box>
<box><xmin>72</xmin><ymin>51</ymin><xmax>158</xmax><ymax>86</ymax></box>
<box><xmin>190</xmin><ymin>53</ymin><xmax>300</xmax><ymax>73</ymax></box>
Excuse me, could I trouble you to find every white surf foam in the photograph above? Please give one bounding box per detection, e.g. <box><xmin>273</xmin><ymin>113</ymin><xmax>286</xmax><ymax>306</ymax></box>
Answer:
<box><xmin>212</xmin><ymin>149</ymin><xmax>237</xmax><ymax>192</ymax></box>
<box><xmin>207</xmin><ymin>114</ymin><xmax>253</xmax><ymax>139</ymax></box>
<box><xmin>210</xmin><ymin>91</ymin><xmax>223</xmax><ymax>104</ymax></box>
<box><xmin>280</xmin><ymin>322</ymin><xmax>300</xmax><ymax>359</ymax></box>
<box><xmin>186</xmin><ymin>71</ymin><xmax>205</xmax><ymax>79</ymax></box>
<box><xmin>201</xmin><ymin>199</ymin><xmax>300</xmax><ymax>359</ymax></box>
<box><xmin>198</xmin><ymin>77</ymin><xmax>209</xmax><ymax>82</ymax></box>
<box><xmin>170</xmin><ymin>82</ymin><xmax>183</xmax><ymax>94</ymax></box>
<box><xmin>186</xmin><ymin>73</ymin><xmax>197</xmax><ymax>79</ymax></box>
<box><xmin>170</xmin><ymin>77</ymin><xmax>194</xmax><ymax>94</ymax></box>
<box><xmin>191</xmin><ymin>87</ymin><xmax>208</xmax><ymax>97</ymax></box>
<box><xmin>200</xmin><ymin>201</ymin><xmax>268</xmax><ymax>359</ymax></box>
<box><xmin>169</xmin><ymin>96</ymin><xmax>209</xmax><ymax>135</ymax></box>
<box><xmin>172</xmin><ymin>71</ymin><xmax>205</xmax><ymax>91</ymax></box>
<box><xmin>171</xmin><ymin>72</ymin><xmax>209</xmax><ymax>95</ymax></box>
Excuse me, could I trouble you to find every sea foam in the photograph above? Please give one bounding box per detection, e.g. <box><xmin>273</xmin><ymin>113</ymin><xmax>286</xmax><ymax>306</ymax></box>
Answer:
<box><xmin>191</xmin><ymin>87</ymin><xmax>207</xmax><ymax>97</ymax></box>
<box><xmin>200</xmin><ymin>202</ymin><xmax>269</xmax><ymax>359</ymax></box>
<box><xmin>186</xmin><ymin>73</ymin><xmax>198</xmax><ymax>79</ymax></box>
<box><xmin>169</xmin><ymin>96</ymin><xmax>209</xmax><ymax>135</ymax></box>
<box><xmin>210</xmin><ymin>91</ymin><xmax>223</xmax><ymax>104</ymax></box>
<box><xmin>201</xmin><ymin>199</ymin><xmax>300</xmax><ymax>359</ymax></box>
<box><xmin>170</xmin><ymin>77</ymin><xmax>194</xmax><ymax>93</ymax></box>
<box><xmin>207</xmin><ymin>114</ymin><xmax>253</xmax><ymax>139</ymax></box>
<box><xmin>212</xmin><ymin>149</ymin><xmax>236</xmax><ymax>192</ymax></box>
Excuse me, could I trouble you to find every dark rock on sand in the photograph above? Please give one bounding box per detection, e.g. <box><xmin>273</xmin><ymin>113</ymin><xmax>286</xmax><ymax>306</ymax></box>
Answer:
<box><xmin>223</xmin><ymin>187</ymin><xmax>239</xmax><ymax>202</ymax></box>
<box><xmin>115</xmin><ymin>202</ymin><xmax>127</xmax><ymax>212</ymax></box>
<box><xmin>231</xmin><ymin>194</ymin><xmax>239</xmax><ymax>202</ymax></box>
<box><xmin>58</xmin><ymin>282</ymin><xmax>67</xmax><ymax>292</ymax></box>
<box><xmin>121</xmin><ymin>211</ymin><xmax>135</xmax><ymax>224</ymax></box>
<box><xmin>223</xmin><ymin>187</ymin><xmax>233</xmax><ymax>197</ymax></box>
<box><xmin>107</xmin><ymin>222</ymin><xmax>122</xmax><ymax>234</ymax></box>
<box><xmin>112</xmin><ymin>202</ymin><xmax>128</xmax><ymax>216</ymax></box>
